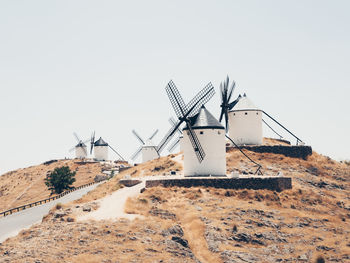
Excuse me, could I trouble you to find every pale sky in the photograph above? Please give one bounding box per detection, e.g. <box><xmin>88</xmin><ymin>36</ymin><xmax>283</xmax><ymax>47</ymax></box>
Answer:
<box><xmin>1</xmin><ymin>0</ymin><xmax>349</xmax><ymax>175</ymax></box>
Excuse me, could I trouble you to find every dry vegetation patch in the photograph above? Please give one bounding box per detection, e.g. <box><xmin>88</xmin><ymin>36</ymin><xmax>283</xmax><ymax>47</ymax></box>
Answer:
<box><xmin>1</xmin><ymin>151</ymin><xmax>349</xmax><ymax>262</ymax></box>
<box><xmin>0</xmin><ymin>159</ymin><xmax>103</xmax><ymax>211</ymax></box>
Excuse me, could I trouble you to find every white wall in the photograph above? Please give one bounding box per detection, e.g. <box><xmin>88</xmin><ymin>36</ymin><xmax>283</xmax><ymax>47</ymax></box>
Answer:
<box><xmin>75</xmin><ymin>146</ymin><xmax>87</xmax><ymax>159</ymax></box>
<box><xmin>142</xmin><ymin>146</ymin><xmax>159</xmax><ymax>162</ymax></box>
<box><xmin>228</xmin><ymin>110</ymin><xmax>263</xmax><ymax>145</ymax></box>
<box><xmin>94</xmin><ymin>146</ymin><xmax>108</xmax><ymax>161</ymax></box>
<box><xmin>183</xmin><ymin>129</ymin><xmax>226</xmax><ymax>176</ymax></box>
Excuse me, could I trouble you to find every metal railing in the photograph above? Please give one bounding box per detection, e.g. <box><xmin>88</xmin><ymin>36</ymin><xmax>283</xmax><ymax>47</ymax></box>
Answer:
<box><xmin>0</xmin><ymin>181</ymin><xmax>98</xmax><ymax>217</ymax></box>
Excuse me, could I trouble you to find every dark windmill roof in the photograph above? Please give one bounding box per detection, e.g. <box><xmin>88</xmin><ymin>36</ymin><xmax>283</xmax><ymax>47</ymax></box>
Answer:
<box><xmin>76</xmin><ymin>142</ymin><xmax>87</xmax><ymax>148</ymax></box>
<box><xmin>183</xmin><ymin>105</ymin><xmax>225</xmax><ymax>130</ymax></box>
<box><xmin>94</xmin><ymin>137</ymin><xmax>108</xmax><ymax>146</ymax></box>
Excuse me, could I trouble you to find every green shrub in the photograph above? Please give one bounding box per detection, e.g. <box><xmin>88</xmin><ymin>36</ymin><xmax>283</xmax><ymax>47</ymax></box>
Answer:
<box><xmin>45</xmin><ymin>166</ymin><xmax>76</xmax><ymax>194</ymax></box>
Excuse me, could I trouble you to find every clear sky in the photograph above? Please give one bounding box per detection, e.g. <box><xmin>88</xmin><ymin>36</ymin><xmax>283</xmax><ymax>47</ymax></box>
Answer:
<box><xmin>0</xmin><ymin>0</ymin><xmax>349</xmax><ymax>175</ymax></box>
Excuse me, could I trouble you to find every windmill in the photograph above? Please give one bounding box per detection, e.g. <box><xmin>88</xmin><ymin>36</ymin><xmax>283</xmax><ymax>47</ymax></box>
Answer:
<box><xmin>130</xmin><ymin>129</ymin><xmax>159</xmax><ymax>163</ymax></box>
<box><xmin>167</xmin><ymin>117</ymin><xmax>183</xmax><ymax>153</ymax></box>
<box><xmin>156</xmin><ymin>80</ymin><xmax>215</xmax><ymax>163</ymax></box>
<box><xmin>69</xmin><ymin>132</ymin><xmax>89</xmax><ymax>159</ymax></box>
<box><xmin>90</xmin><ymin>132</ymin><xmax>125</xmax><ymax>161</ymax></box>
<box><xmin>219</xmin><ymin>76</ymin><xmax>304</xmax><ymax>146</ymax></box>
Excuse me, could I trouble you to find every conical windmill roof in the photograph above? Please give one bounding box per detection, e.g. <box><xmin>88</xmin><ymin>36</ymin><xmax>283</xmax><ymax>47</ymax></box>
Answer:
<box><xmin>184</xmin><ymin>105</ymin><xmax>225</xmax><ymax>130</ymax></box>
<box><xmin>94</xmin><ymin>137</ymin><xmax>108</xmax><ymax>146</ymax></box>
<box><xmin>76</xmin><ymin>142</ymin><xmax>87</xmax><ymax>148</ymax></box>
<box><xmin>230</xmin><ymin>94</ymin><xmax>260</xmax><ymax>111</ymax></box>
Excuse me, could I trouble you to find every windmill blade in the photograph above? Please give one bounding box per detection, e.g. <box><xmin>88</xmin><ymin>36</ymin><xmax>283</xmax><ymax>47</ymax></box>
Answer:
<box><xmin>73</xmin><ymin>132</ymin><xmax>81</xmax><ymax>143</ymax></box>
<box><xmin>224</xmin><ymin>110</ymin><xmax>229</xmax><ymax>133</ymax></box>
<box><xmin>152</xmin><ymin>146</ymin><xmax>160</xmax><ymax>157</ymax></box>
<box><xmin>167</xmin><ymin>137</ymin><xmax>180</xmax><ymax>152</ymax></box>
<box><xmin>186</xmin><ymin>122</ymin><xmax>205</xmax><ymax>163</ymax></box>
<box><xmin>166</xmin><ymin>80</ymin><xmax>187</xmax><ymax>118</ymax></box>
<box><xmin>69</xmin><ymin>146</ymin><xmax>76</xmax><ymax>152</ymax></box>
<box><xmin>82</xmin><ymin>139</ymin><xmax>90</xmax><ymax>144</ymax></box>
<box><xmin>130</xmin><ymin>146</ymin><xmax>143</xmax><ymax>161</ymax></box>
<box><xmin>227</xmin><ymin>79</ymin><xmax>235</xmax><ymax>102</ymax></box>
<box><xmin>157</xmin><ymin>119</ymin><xmax>182</xmax><ymax>154</ymax></box>
<box><xmin>228</xmin><ymin>95</ymin><xmax>241</xmax><ymax>110</ymax></box>
<box><xmin>149</xmin><ymin>129</ymin><xmax>159</xmax><ymax>140</ymax></box>
<box><xmin>132</xmin><ymin>130</ymin><xmax>145</xmax><ymax>145</ymax></box>
<box><xmin>186</xmin><ymin>82</ymin><xmax>215</xmax><ymax>118</ymax></box>
<box><xmin>168</xmin><ymin>117</ymin><xmax>178</xmax><ymax>127</ymax></box>
<box><xmin>109</xmin><ymin>145</ymin><xmax>125</xmax><ymax>161</ymax></box>
<box><xmin>169</xmin><ymin>117</ymin><xmax>183</xmax><ymax>135</ymax></box>
<box><xmin>90</xmin><ymin>131</ymin><xmax>95</xmax><ymax>154</ymax></box>
<box><xmin>219</xmin><ymin>82</ymin><xmax>226</xmax><ymax>122</ymax></box>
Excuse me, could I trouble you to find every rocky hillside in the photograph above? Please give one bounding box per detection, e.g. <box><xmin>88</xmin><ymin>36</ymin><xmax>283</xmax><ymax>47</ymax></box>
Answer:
<box><xmin>0</xmin><ymin>159</ymin><xmax>104</xmax><ymax>212</ymax></box>
<box><xmin>0</xmin><ymin>147</ymin><xmax>349</xmax><ymax>263</ymax></box>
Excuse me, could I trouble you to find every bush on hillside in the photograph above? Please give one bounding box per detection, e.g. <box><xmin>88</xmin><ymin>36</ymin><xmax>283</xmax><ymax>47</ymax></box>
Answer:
<box><xmin>45</xmin><ymin>166</ymin><xmax>76</xmax><ymax>194</ymax></box>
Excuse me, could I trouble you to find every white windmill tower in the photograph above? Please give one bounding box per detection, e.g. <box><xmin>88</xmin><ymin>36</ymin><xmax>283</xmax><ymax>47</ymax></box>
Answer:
<box><xmin>228</xmin><ymin>94</ymin><xmax>263</xmax><ymax>145</ymax></box>
<box><xmin>69</xmin><ymin>132</ymin><xmax>89</xmax><ymax>159</ymax></box>
<box><xmin>158</xmin><ymin>80</ymin><xmax>226</xmax><ymax>177</ymax></box>
<box><xmin>93</xmin><ymin>137</ymin><xmax>109</xmax><ymax>161</ymax></box>
<box><xmin>131</xmin><ymin>129</ymin><xmax>159</xmax><ymax>163</ymax></box>
<box><xmin>182</xmin><ymin>106</ymin><xmax>226</xmax><ymax>176</ymax></box>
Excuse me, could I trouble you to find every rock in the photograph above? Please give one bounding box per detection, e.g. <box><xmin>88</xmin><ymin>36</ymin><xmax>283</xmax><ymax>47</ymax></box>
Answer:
<box><xmin>221</xmin><ymin>250</ymin><xmax>261</xmax><ymax>263</ymax></box>
<box><xmin>171</xmin><ymin>236</ymin><xmax>189</xmax><ymax>248</ymax></box>
<box><xmin>82</xmin><ymin>205</ymin><xmax>92</xmax><ymax>212</ymax></box>
<box><xmin>165</xmin><ymin>239</ymin><xmax>195</xmax><ymax>259</ymax></box>
<box><xmin>54</xmin><ymin>211</ymin><xmax>66</xmax><ymax>218</ymax></box>
<box><xmin>66</xmin><ymin>217</ymin><xmax>75</xmax><ymax>222</ymax></box>
<box><xmin>149</xmin><ymin>208</ymin><xmax>176</xmax><ymax>219</ymax></box>
<box><xmin>94</xmin><ymin>174</ymin><xmax>109</xmax><ymax>182</ymax></box>
<box><xmin>162</xmin><ymin>225</ymin><xmax>184</xmax><ymax>237</ymax></box>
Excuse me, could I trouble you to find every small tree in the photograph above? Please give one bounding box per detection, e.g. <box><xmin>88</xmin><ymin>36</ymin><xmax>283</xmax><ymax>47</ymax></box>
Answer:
<box><xmin>45</xmin><ymin>166</ymin><xmax>76</xmax><ymax>194</ymax></box>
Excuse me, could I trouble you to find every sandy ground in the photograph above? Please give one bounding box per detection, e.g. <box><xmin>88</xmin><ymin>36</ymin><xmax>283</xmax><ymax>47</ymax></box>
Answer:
<box><xmin>78</xmin><ymin>181</ymin><xmax>146</xmax><ymax>221</ymax></box>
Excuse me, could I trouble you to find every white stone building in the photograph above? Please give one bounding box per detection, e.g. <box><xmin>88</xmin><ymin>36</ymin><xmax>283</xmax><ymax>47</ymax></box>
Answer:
<box><xmin>228</xmin><ymin>94</ymin><xmax>263</xmax><ymax>145</ymax></box>
<box><xmin>94</xmin><ymin>137</ymin><xmax>109</xmax><ymax>161</ymax></box>
<box><xmin>182</xmin><ymin>106</ymin><xmax>226</xmax><ymax>176</ymax></box>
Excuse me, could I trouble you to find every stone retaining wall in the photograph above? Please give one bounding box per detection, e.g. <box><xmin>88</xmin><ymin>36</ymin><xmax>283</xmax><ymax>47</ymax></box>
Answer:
<box><xmin>145</xmin><ymin>177</ymin><xmax>292</xmax><ymax>192</ymax></box>
<box><xmin>237</xmin><ymin>145</ymin><xmax>312</xmax><ymax>160</ymax></box>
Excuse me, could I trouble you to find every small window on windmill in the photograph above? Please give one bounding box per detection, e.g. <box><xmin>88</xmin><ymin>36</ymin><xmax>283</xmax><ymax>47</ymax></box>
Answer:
<box><xmin>233</xmin><ymin>113</ymin><xmax>236</xmax><ymax>116</ymax></box>
<box><xmin>218</xmin><ymin>131</ymin><xmax>221</xmax><ymax>135</ymax></box>
<box><xmin>245</xmin><ymin>112</ymin><xmax>248</xmax><ymax>115</ymax></box>
<box><xmin>200</xmin><ymin>131</ymin><xmax>204</xmax><ymax>135</ymax></box>
<box><xmin>256</xmin><ymin>112</ymin><xmax>259</xmax><ymax>115</ymax></box>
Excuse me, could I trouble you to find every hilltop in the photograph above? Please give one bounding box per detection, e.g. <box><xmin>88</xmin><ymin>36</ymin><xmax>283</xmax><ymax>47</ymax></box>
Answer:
<box><xmin>0</xmin><ymin>141</ymin><xmax>349</xmax><ymax>262</ymax></box>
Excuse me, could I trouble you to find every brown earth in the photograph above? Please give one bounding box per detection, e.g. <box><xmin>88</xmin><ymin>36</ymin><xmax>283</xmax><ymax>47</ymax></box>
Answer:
<box><xmin>0</xmin><ymin>159</ymin><xmax>103</xmax><ymax>212</ymax></box>
<box><xmin>0</xmin><ymin>140</ymin><xmax>349</xmax><ymax>262</ymax></box>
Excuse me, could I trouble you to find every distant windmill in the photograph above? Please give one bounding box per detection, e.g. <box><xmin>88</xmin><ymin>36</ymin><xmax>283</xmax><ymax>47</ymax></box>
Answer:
<box><xmin>69</xmin><ymin>132</ymin><xmax>89</xmax><ymax>159</ymax></box>
<box><xmin>167</xmin><ymin>117</ymin><xmax>183</xmax><ymax>153</ymax></box>
<box><xmin>131</xmin><ymin>129</ymin><xmax>159</xmax><ymax>163</ymax></box>
<box><xmin>90</xmin><ymin>131</ymin><xmax>125</xmax><ymax>161</ymax></box>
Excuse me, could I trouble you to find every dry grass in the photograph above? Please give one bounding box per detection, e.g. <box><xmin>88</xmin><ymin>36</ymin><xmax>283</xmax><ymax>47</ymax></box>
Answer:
<box><xmin>1</xmin><ymin>149</ymin><xmax>349</xmax><ymax>262</ymax></box>
<box><xmin>0</xmin><ymin>159</ymin><xmax>103</xmax><ymax>211</ymax></box>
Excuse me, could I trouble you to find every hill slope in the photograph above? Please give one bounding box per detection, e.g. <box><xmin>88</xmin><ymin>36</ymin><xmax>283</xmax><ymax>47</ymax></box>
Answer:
<box><xmin>0</xmin><ymin>159</ymin><xmax>103</xmax><ymax>212</ymax></box>
<box><xmin>0</xmin><ymin>149</ymin><xmax>349</xmax><ymax>263</ymax></box>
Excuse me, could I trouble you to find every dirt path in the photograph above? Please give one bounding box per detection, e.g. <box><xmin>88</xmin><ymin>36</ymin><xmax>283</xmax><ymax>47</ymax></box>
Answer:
<box><xmin>78</xmin><ymin>181</ymin><xmax>145</xmax><ymax>221</ymax></box>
